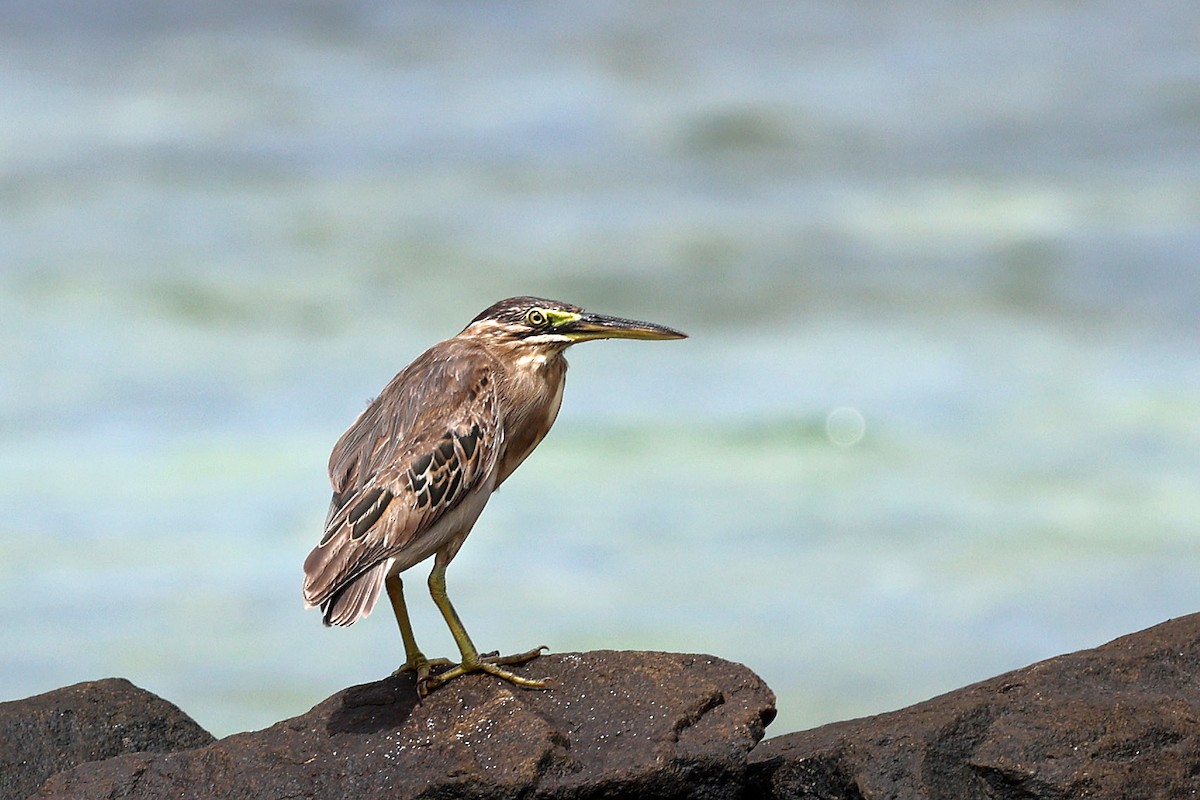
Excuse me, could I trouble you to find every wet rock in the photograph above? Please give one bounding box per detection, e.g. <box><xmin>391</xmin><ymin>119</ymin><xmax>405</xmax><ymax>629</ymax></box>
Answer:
<box><xmin>749</xmin><ymin>613</ymin><xmax>1200</xmax><ymax>800</ymax></box>
<box><xmin>0</xmin><ymin>678</ymin><xmax>215</xmax><ymax>800</ymax></box>
<box><xmin>32</xmin><ymin>650</ymin><xmax>776</xmax><ymax>800</ymax></box>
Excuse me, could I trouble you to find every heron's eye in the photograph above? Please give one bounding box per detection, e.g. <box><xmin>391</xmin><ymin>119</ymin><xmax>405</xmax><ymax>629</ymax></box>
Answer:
<box><xmin>526</xmin><ymin>308</ymin><xmax>548</xmax><ymax>327</ymax></box>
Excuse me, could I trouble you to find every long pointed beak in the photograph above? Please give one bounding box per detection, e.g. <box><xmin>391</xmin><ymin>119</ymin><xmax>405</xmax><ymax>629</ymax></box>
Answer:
<box><xmin>562</xmin><ymin>312</ymin><xmax>688</xmax><ymax>343</ymax></box>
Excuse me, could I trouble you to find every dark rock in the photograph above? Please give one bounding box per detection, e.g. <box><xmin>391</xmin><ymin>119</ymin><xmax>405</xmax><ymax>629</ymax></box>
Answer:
<box><xmin>32</xmin><ymin>650</ymin><xmax>776</xmax><ymax>800</ymax></box>
<box><xmin>748</xmin><ymin>613</ymin><xmax>1200</xmax><ymax>800</ymax></box>
<box><xmin>0</xmin><ymin>677</ymin><xmax>215</xmax><ymax>800</ymax></box>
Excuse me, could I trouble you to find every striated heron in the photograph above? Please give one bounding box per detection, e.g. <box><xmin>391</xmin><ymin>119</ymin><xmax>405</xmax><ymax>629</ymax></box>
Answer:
<box><xmin>302</xmin><ymin>296</ymin><xmax>686</xmax><ymax>694</ymax></box>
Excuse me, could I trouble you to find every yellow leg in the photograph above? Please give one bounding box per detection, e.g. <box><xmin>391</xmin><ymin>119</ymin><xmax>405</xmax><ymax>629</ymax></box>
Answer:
<box><xmin>387</xmin><ymin>574</ymin><xmax>451</xmax><ymax>685</ymax></box>
<box><xmin>420</xmin><ymin>556</ymin><xmax>547</xmax><ymax>695</ymax></box>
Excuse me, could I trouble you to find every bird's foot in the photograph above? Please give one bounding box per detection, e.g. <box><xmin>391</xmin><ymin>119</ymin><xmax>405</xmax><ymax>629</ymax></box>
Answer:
<box><xmin>419</xmin><ymin>645</ymin><xmax>549</xmax><ymax>696</ymax></box>
<box><xmin>478</xmin><ymin>645</ymin><xmax>548</xmax><ymax>666</ymax></box>
<box><xmin>392</xmin><ymin>653</ymin><xmax>455</xmax><ymax>688</ymax></box>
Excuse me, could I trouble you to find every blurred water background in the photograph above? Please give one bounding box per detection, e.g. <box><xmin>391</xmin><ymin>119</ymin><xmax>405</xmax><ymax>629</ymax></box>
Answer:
<box><xmin>2</xmin><ymin>0</ymin><xmax>1199</xmax><ymax>737</ymax></box>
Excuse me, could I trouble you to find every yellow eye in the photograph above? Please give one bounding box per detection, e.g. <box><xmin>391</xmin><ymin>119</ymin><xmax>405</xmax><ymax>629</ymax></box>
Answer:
<box><xmin>526</xmin><ymin>308</ymin><xmax>548</xmax><ymax>327</ymax></box>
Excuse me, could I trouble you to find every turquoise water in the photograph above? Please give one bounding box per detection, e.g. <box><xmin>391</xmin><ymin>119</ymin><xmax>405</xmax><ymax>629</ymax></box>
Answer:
<box><xmin>2</xmin><ymin>1</ymin><xmax>1199</xmax><ymax>737</ymax></box>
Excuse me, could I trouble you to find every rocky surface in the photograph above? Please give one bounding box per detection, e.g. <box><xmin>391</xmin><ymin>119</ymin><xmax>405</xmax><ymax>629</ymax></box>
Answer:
<box><xmin>0</xmin><ymin>677</ymin><xmax>215</xmax><ymax>800</ymax></box>
<box><xmin>31</xmin><ymin>650</ymin><xmax>776</xmax><ymax>800</ymax></box>
<box><xmin>748</xmin><ymin>613</ymin><xmax>1200</xmax><ymax>800</ymax></box>
<box><xmin>15</xmin><ymin>616</ymin><xmax>1200</xmax><ymax>799</ymax></box>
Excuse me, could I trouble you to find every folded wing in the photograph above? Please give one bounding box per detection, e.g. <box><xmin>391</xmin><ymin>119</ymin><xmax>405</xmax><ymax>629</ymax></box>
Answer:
<box><xmin>302</xmin><ymin>341</ymin><xmax>501</xmax><ymax>625</ymax></box>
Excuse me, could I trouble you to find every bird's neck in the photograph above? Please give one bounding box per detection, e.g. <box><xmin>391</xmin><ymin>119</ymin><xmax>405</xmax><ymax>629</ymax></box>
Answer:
<box><xmin>512</xmin><ymin>349</ymin><xmax>558</xmax><ymax>369</ymax></box>
<box><xmin>490</xmin><ymin>346</ymin><xmax>569</xmax><ymax>488</ymax></box>
<box><xmin>502</xmin><ymin>345</ymin><xmax>568</xmax><ymax>403</ymax></box>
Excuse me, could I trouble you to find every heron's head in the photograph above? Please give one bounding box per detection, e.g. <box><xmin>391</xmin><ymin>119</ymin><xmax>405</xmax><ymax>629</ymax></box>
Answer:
<box><xmin>461</xmin><ymin>296</ymin><xmax>687</xmax><ymax>354</ymax></box>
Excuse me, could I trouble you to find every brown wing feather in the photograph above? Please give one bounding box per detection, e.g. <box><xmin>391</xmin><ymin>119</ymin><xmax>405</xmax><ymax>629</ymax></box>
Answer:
<box><xmin>302</xmin><ymin>339</ymin><xmax>502</xmax><ymax>620</ymax></box>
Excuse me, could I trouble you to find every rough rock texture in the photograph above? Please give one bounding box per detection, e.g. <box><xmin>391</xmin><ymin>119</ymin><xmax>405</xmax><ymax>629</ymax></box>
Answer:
<box><xmin>0</xmin><ymin>677</ymin><xmax>215</xmax><ymax>800</ymax></box>
<box><xmin>33</xmin><ymin>650</ymin><xmax>776</xmax><ymax>800</ymax></box>
<box><xmin>749</xmin><ymin>613</ymin><xmax>1200</xmax><ymax>800</ymax></box>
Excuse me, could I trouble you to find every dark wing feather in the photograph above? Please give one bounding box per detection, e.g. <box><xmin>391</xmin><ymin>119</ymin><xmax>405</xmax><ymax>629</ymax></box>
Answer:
<box><xmin>302</xmin><ymin>340</ymin><xmax>502</xmax><ymax>621</ymax></box>
<box><xmin>320</xmin><ymin>560</ymin><xmax>390</xmax><ymax>626</ymax></box>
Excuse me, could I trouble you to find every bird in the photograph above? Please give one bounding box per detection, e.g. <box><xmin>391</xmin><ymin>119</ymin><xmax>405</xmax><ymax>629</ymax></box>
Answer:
<box><xmin>302</xmin><ymin>296</ymin><xmax>687</xmax><ymax>695</ymax></box>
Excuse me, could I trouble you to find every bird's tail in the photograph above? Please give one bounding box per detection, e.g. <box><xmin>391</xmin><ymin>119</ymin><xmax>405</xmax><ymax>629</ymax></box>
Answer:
<box><xmin>305</xmin><ymin>559</ymin><xmax>390</xmax><ymax>627</ymax></box>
